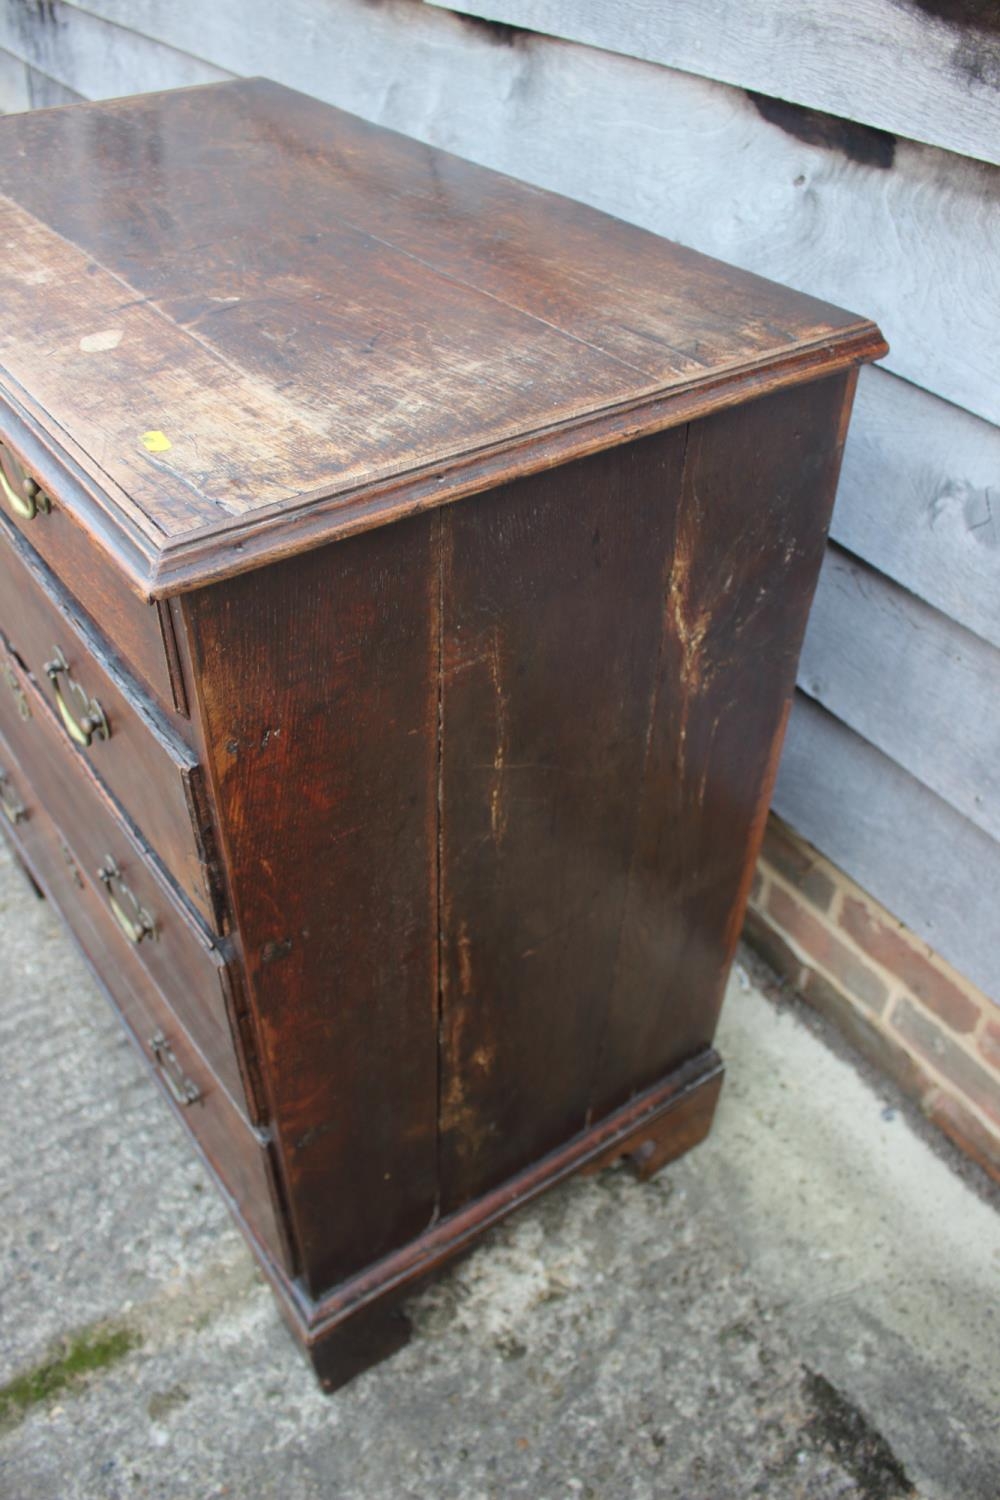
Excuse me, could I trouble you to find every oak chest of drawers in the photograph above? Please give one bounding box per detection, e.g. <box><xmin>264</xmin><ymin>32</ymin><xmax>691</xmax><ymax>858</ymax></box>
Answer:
<box><xmin>0</xmin><ymin>79</ymin><xmax>885</xmax><ymax>1388</ymax></box>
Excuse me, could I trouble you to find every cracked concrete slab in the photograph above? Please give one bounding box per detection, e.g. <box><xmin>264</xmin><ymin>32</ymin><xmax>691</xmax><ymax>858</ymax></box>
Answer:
<box><xmin>0</xmin><ymin>840</ymin><xmax>997</xmax><ymax>1500</ymax></box>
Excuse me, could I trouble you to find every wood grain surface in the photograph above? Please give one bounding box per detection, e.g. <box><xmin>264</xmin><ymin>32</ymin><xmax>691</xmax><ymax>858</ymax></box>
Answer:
<box><xmin>0</xmin><ymin>65</ymin><xmax>891</xmax><ymax>1378</ymax></box>
<box><xmin>0</xmin><ymin>77</ymin><xmax>881</xmax><ymax>595</ymax></box>
<box><xmin>776</xmin><ymin>697</ymin><xmax>1000</xmax><ymax>1001</ymax></box>
<box><xmin>178</xmin><ymin>371</ymin><xmax>860</xmax><ymax>1291</ymax></box>
<box><xmin>180</xmin><ymin>514</ymin><xmax>442</xmax><ymax>1295</ymax></box>
<box><xmin>0</xmin><ymin>521</ymin><xmax>222</xmax><ymax>926</ymax></box>
<box><xmin>590</xmin><ymin>374</ymin><xmax>855</xmax><ymax>1114</ymax></box>
<box><xmin>835</xmin><ymin>368</ymin><xmax>1000</xmax><ymax>653</ymax></box>
<box><xmin>425</xmin><ymin>0</ymin><xmax>1000</xmax><ymax>167</ymax></box>
<box><xmin>800</xmin><ymin>546</ymin><xmax>1000</xmax><ymax>844</ymax></box>
<box><xmin>437</xmin><ymin>429</ymin><xmax>688</xmax><ymax>1207</ymax></box>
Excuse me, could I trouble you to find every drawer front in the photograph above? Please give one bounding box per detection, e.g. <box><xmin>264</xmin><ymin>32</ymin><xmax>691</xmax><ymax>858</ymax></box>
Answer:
<box><xmin>0</xmin><ymin>656</ymin><xmax>258</xmax><ymax>1121</ymax></box>
<box><xmin>0</xmin><ymin>432</ymin><xmax>182</xmax><ymax>720</ymax></box>
<box><xmin>0</xmin><ymin>742</ymin><xmax>292</xmax><ymax>1275</ymax></box>
<box><xmin>0</xmin><ymin>523</ymin><xmax>224</xmax><ymax>931</ymax></box>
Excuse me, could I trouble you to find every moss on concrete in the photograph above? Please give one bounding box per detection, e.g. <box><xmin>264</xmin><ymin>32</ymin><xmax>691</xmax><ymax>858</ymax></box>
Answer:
<box><xmin>801</xmin><ymin>1368</ymin><xmax>915</xmax><ymax>1499</ymax></box>
<box><xmin>0</xmin><ymin>1325</ymin><xmax>140</xmax><ymax>1428</ymax></box>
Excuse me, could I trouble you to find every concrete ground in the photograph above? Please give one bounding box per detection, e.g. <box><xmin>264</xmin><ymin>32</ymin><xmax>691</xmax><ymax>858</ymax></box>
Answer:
<box><xmin>0</xmin><ymin>838</ymin><xmax>997</xmax><ymax>1500</ymax></box>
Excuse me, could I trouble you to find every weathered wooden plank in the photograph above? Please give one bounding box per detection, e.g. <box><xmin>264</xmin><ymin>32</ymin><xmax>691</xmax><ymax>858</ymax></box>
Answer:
<box><xmin>0</xmin><ymin>80</ymin><xmax>880</xmax><ymax>589</ymax></box>
<box><xmin>800</xmin><ymin>547</ymin><xmax>1000</xmax><ymax>844</ymax></box>
<box><xmin>593</xmin><ymin>375</ymin><xmax>856</xmax><ymax>1116</ymax></box>
<box><xmin>0</xmin><ymin>0</ymin><xmax>230</xmax><ymax>99</ymax></box>
<box><xmin>774</xmin><ymin>697</ymin><xmax>1000</xmax><ymax>1002</ymax></box>
<box><xmin>0</xmin><ymin>47</ymin><xmax>28</xmax><ymax>112</ymax></box>
<box><xmin>425</xmin><ymin>0</ymin><xmax>1000</xmax><ymax>168</ymax></box>
<box><xmin>25</xmin><ymin>65</ymin><xmax>83</xmax><ymax>110</ymax></box>
<box><xmin>834</xmin><ymin>368</ymin><xmax>1000</xmax><ymax>652</ymax></box>
<box><xmin>438</xmin><ymin>426</ymin><xmax>688</xmax><ymax>1210</ymax></box>
<box><xmin>33</xmin><ymin>0</ymin><xmax>1000</xmax><ymax>424</ymax></box>
<box><xmin>0</xmin><ymin>48</ymin><xmax>83</xmax><ymax>113</ymax></box>
<box><xmin>180</xmin><ymin>513</ymin><xmax>442</xmax><ymax>1297</ymax></box>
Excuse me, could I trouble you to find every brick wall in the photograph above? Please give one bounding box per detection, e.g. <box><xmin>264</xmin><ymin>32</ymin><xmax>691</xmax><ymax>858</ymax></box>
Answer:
<box><xmin>745</xmin><ymin>816</ymin><xmax>1000</xmax><ymax>1184</ymax></box>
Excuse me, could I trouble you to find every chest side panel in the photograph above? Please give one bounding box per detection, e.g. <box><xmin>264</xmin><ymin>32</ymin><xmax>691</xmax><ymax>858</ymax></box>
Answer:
<box><xmin>437</xmin><ymin>429</ymin><xmax>688</xmax><ymax>1209</ymax></box>
<box><xmin>438</xmin><ymin>374</ymin><xmax>856</xmax><ymax>1204</ymax></box>
<box><xmin>180</xmin><ymin>514</ymin><xmax>441</xmax><ymax>1296</ymax></box>
<box><xmin>590</xmin><ymin>372</ymin><xmax>857</xmax><ymax>1117</ymax></box>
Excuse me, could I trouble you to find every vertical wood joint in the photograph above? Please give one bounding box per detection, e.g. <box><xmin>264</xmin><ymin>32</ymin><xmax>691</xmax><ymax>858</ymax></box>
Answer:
<box><xmin>433</xmin><ymin>506</ymin><xmax>446</xmax><ymax>1225</ymax></box>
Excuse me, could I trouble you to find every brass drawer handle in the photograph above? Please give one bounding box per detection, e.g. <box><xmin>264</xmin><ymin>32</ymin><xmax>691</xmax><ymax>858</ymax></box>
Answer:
<box><xmin>149</xmin><ymin>1031</ymin><xmax>200</xmax><ymax>1106</ymax></box>
<box><xmin>0</xmin><ymin>767</ymin><xmax>26</xmax><ymax>824</ymax></box>
<box><xmin>0</xmin><ymin>448</ymin><xmax>50</xmax><ymax>521</ymax></box>
<box><xmin>45</xmin><ymin>647</ymin><xmax>110</xmax><ymax>747</ymax></box>
<box><xmin>98</xmin><ymin>856</ymin><xmax>156</xmax><ymax>943</ymax></box>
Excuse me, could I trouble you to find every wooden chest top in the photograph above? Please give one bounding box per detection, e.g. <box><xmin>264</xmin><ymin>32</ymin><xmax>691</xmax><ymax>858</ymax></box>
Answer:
<box><xmin>0</xmin><ymin>78</ymin><xmax>884</xmax><ymax>596</ymax></box>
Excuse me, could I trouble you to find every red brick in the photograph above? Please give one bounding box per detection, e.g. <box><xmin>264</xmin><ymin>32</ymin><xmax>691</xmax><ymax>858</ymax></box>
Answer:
<box><xmin>798</xmin><ymin>968</ymin><xmax>932</xmax><ymax>1103</ymax></box>
<box><xmin>926</xmin><ymin>1090</ymin><xmax>1000</xmax><ymax>1186</ymax></box>
<box><xmin>840</xmin><ymin>896</ymin><xmax>981</xmax><ymax>1034</ymax></box>
<box><xmin>977</xmin><ymin>1015</ymin><xmax>1000</xmax><ymax>1074</ymax></box>
<box><xmin>761</xmin><ymin>818</ymin><xmax>836</xmax><ymax>912</ymax></box>
<box><xmin>765</xmin><ymin>882</ymin><xmax>889</xmax><ymax>1015</ymax></box>
<box><xmin>742</xmin><ymin>907</ymin><xmax>804</xmax><ymax>989</ymax></box>
<box><xmin>891</xmin><ymin>998</ymin><xmax>1000</xmax><ymax>1129</ymax></box>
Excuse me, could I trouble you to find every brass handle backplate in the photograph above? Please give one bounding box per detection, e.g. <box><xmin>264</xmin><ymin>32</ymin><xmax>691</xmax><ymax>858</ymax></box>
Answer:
<box><xmin>45</xmin><ymin>647</ymin><xmax>110</xmax><ymax>747</ymax></box>
<box><xmin>0</xmin><ymin>768</ymin><xmax>26</xmax><ymax>825</ymax></box>
<box><xmin>98</xmin><ymin>856</ymin><xmax>156</xmax><ymax>943</ymax></box>
<box><xmin>3</xmin><ymin>662</ymin><xmax>30</xmax><ymax>721</ymax></box>
<box><xmin>0</xmin><ymin>446</ymin><xmax>50</xmax><ymax>522</ymax></box>
<box><xmin>149</xmin><ymin>1031</ymin><xmax>200</xmax><ymax>1106</ymax></box>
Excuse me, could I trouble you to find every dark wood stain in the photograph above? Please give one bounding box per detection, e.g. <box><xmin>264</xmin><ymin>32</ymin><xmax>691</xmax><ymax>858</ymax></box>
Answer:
<box><xmin>0</xmin><ymin>78</ymin><xmax>884</xmax><ymax>595</ymax></box>
<box><xmin>179</xmin><ymin>515</ymin><xmax>442</xmax><ymax>1295</ymax></box>
<box><xmin>591</xmin><ymin>375</ymin><xmax>857</xmax><ymax>1114</ymax></box>
<box><xmin>0</xmin><ymin>82</ymin><xmax>885</xmax><ymax>1388</ymax></box>
<box><xmin>904</xmin><ymin>0</ymin><xmax>1000</xmax><ymax>86</ymax></box>
<box><xmin>450</xmin><ymin>12</ymin><xmax>532</xmax><ymax>46</ymax></box>
<box><xmin>437</xmin><ymin>430</ymin><xmax>687</xmax><ymax>1208</ymax></box>
<box><xmin>747</xmin><ymin>92</ymin><xmax>897</xmax><ymax>169</ymax></box>
<box><xmin>904</xmin><ymin>0</ymin><xmax>1000</xmax><ymax>39</ymax></box>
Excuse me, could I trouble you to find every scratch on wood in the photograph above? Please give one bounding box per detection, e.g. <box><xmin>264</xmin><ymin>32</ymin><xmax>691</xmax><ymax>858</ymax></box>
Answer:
<box><xmin>488</xmin><ymin>627</ymin><xmax>509</xmax><ymax>845</ymax></box>
<box><xmin>669</xmin><ymin>546</ymin><xmax>712</xmax><ymax>693</ymax></box>
<box><xmin>667</xmin><ymin>530</ymin><xmax>713</xmax><ymax>787</ymax></box>
<box><xmin>457</xmin><ymin>919</ymin><xmax>474</xmax><ymax>999</ymax></box>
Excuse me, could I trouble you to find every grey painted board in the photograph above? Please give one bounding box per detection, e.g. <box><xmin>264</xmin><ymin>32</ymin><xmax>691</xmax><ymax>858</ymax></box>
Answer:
<box><xmin>34</xmin><ymin>0</ymin><xmax>1000</xmax><ymax>424</ymax></box>
<box><xmin>775</xmin><ymin>698</ymin><xmax>1000</xmax><ymax>1002</ymax></box>
<box><xmin>26</xmin><ymin>65</ymin><xmax>82</xmax><ymax>109</ymax></box>
<box><xmin>0</xmin><ymin>0</ymin><xmax>230</xmax><ymax>102</ymax></box>
<box><xmin>0</xmin><ymin>47</ymin><xmax>81</xmax><ymax>113</ymax></box>
<box><xmin>0</xmin><ymin>46</ymin><xmax>28</xmax><ymax>113</ymax></box>
<box><xmin>800</xmin><ymin>548</ymin><xmax>1000</xmax><ymax>844</ymax></box>
<box><xmin>836</xmin><ymin>369</ymin><xmax>1000</xmax><ymax>652</ymax></box>
<box><xmin>425</xmin><ymin>0</ymin><xmax>1000</xmax><ymax>168</ymax></box>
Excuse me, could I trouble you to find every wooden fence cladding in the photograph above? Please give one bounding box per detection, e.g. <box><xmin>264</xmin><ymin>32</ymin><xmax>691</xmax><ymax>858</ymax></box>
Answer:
<box><xmin>0</xmin><ymin>0</ymin><xmax>997</xmax><ymax>1000</ymax></box>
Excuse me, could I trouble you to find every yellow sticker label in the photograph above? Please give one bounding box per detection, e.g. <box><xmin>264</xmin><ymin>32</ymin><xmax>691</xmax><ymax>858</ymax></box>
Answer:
<box><xmin>141</xmin><ymin>430</ymin><xmax>172</xmax><ymax>453</ymax></box>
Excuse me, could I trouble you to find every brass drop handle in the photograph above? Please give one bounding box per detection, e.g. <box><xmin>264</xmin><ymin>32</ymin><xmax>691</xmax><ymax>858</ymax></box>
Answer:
<box><xmin>0</xmin><ymin>447</ymin><xmax>50</xmax><ymax>521</ymax></box>
<box><xmin>45</xmin><ymin>647</ymin><xmax>110</xmax><ymax>747</ymax></box>
<box><xmin>149</xmin><ymin>1031</ymin><xmax>200</xmax><ymax>1106</ymax></box>
<box><xmin>98</xmin><ymin>856</ymin><xmax>156</xmax><ymax>943</ymax></box>
<box><xmin>0</xmin><ymin>768</ymin><xmax>26</xmax><ymax>824</ymax></box>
